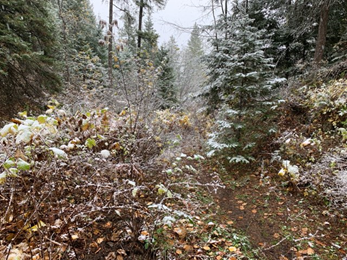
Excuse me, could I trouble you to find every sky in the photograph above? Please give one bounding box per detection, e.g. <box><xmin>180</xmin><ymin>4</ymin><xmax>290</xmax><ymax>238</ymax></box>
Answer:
<box><xmin>90</xmin><ymin>0</ymin><xmax>211</xmax><ymax>47</ymax></box>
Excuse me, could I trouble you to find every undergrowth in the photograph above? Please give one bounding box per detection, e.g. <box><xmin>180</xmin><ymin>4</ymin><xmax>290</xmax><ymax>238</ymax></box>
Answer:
<box><xmin>0</xmin><ymin>95</ymin><xmax>257</xmax><ymax>259</ymax></box>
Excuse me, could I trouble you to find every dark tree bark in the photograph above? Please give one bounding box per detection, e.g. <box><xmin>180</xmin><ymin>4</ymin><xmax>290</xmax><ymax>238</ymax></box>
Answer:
<box><xmin>57</xmin><ymin>0</ymin><xmax>70</xmax><ymax>83</ymax></box>
<box><xmin>137</xmin><ymin>0</ymin><xmax>144</xmax><ymax>49</ymax></box>
<box><xmin>313</xmin><ymin>1</ymin><xmax>330</xmax><ymax>65</ymax></box>
<box><xmin>108</xmin><ymin>0</ymin><xmax>114</xmax><ymax>86</ymax></box>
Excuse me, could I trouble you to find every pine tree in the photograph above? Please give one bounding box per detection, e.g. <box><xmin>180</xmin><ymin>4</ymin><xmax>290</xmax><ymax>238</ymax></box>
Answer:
<box><xmin>204</xmin><ymin>9</ymin><xmax>284</xmax><ymax>163</ymax></box>
<box><xmin>0</xmin><ymin>0</ymin><xmax>60</xmax><ymax>118</ymax></box>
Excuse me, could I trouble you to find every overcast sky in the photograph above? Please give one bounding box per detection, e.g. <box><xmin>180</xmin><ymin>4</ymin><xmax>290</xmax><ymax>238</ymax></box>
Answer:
<box><xmin>90</xmin><ymin>0</ymin><xmax>212</xmax><ymax>47</ymax></box>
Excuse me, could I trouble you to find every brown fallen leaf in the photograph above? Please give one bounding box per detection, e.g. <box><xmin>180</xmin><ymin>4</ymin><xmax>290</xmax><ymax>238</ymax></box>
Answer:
<box><xmin>273</xmin><ymin>233</ymin><xmax>280</xmax><ymax>239</ymax></box>
<box><xmin>307</xmin><ymin>247</ymin><xmax>315</xmax><ymax>255</ymax></box>
<box><xmin>173</xmin><ymin>227</ymin><xmax>187</xmax><ymax>239</ymax></box>
<box><xmin>301</xmin><ymin>227</ymin><xmax>308</xmax><ymax>236</ymax></box>
<box><xmin>183</xmin><ymin>244</ymin><xmax>194</xmax><ymax>252</ymax></box>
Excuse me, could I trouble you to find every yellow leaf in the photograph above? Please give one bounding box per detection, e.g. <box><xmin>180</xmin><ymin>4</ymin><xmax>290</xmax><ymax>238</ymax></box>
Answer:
<box><xmin>18</xmin><ymin>111</ymin><xmax>27</xmax><ymax>118</ymax></box>
<box><xmin>228</xmin><ymin>246</ymin><xmax>237</xmax><ymax>252</ymax></box>
<box><xmin>119</xmin><ymin>110</ymin><xmax>127</xmax><ymax>116</ymax></box>
<box><xmin>203</xmin><ymin>246</ymin><xmax>211</xmax><ymax>251</ymax></box>
<box><xmin>176</xmin><ymin>249</ymin><xmax>182</xmax><ymax>255</ymax></box>
<box><xmin>82</xmin><ymin>123</ymin><xmax>91</xmax><ymax>131</ymax></box>
<box><xmin>97</xmin><ymin>237</ymin><xmax>104</xmax><ymax>244</ymax></box>
<box><xmin>71</xmin><ymin>234</ymin><xmax>79</xmax><ymax>240</ymax></box>
<box><xmin>29</xmin><ymin>221</ymin><xmax>46</xmax><ymax>232</ymax></box>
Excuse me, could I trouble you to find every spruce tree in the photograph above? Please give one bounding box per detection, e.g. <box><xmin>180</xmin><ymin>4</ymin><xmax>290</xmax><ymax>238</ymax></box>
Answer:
<box><xmin>55</xmin><ymin>0</ymin><xmax>106</xmax><ymax>83</ymax></box>
<box><xmin>0</xmin><ymin>0</ymin><xmax>60</xmax><ymax>118</ymax></box>
<box><xmin>204</xmin><ymin>9</ymin><xmax>284</xmax><ymax>163</ymax></box>
<box><xmin>179</xmin><ymin>24</ymin><xmax>206</xmax><ymax>103</ymax></box>
<box><xmin>155</xmin><ymin>46</ymin><xmax>177</xmax><ymax>109</ymax></box>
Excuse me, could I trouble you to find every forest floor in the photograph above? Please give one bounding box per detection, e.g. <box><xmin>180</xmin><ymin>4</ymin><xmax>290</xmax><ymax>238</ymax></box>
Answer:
<box><xmin>204</xmin><ymin>163</ymin><xmax>347</xmax><ymax>260</ymax></box>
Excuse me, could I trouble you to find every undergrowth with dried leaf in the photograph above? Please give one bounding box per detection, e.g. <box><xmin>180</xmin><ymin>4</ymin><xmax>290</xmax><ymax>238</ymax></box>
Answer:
<box><xmin>0</xmin><ymin>96</ymin><xmax>257</xmax><ymax>259</ymax></box>
<box><xmin>275</xmin><ymin>78</ymin><xmax>347</xmax><ymax>210</ymax></box>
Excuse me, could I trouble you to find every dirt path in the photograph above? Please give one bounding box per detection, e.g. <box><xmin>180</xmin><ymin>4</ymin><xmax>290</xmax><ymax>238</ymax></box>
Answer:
<box><xmin>212</xmin><ymin>170</ymin><xmax>347</xmax><ymax>259</ymax></box>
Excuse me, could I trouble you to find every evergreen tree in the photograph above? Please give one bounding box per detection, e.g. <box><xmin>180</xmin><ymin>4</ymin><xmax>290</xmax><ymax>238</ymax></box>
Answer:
<box><xmin>119</xmin><ymin>12</ymin><xmax>137</xmax><ymax>52</ymax></box>
<box><xmin>204</xmin><ymin>9</ymin><xmax>284</xmax><ymax>163</ymax></box>
<box><xmin>141</xmin><ymin>14</ymin><xmax>159</xmax><ymax>58</ymax></box>
<box><xmin>0</xmin><ymin>0</ymin><xmax>60</xmax><ymax>118</ymax></box>
<box><xmin>187</xmin><ymin>23</ymin><xmax>204</xmax><ymax>58</ymax></box>
<box><xmin>55</xmin><ymin>0</ymin><xmax>106</xmax><ymax>83</ymax></box>
<box><xmin>136</xmin><ymin>0</ymin><xmax>165</xmax><ymax>49</ymax></box>
<box><xmin>177</xmin><ymin>25</ymin><xmax>206</xmax><ymax>103</ymax></box>
<box><xmin>155</xmin><ymin>46</ymin><xmax>177</xmax><ymax>108</ymax></box>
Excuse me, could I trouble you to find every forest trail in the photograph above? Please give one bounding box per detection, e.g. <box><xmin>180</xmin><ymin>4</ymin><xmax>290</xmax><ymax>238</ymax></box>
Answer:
<box><xmin>209</xmin><ymin>166</ymin><xmax>347</xmax><ymax>259</ymax></box>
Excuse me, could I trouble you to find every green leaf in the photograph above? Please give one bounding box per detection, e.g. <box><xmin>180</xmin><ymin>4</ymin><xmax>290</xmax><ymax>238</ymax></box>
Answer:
<box><xmin>165</xmin><ymin>169</ymin><xmax>173</xmax><ymax>175</ymax></box>
<box><xmin>17</xmin><ymin>159</ymin><xmax>31</xmax><ymax>171</ymax></box>
<box><xmin>3</xmin><ymin>158</ymin><xmax>16</xmax><ymax>169</ymax></box>
<box><xmin>85</xmin><ymin>138</ymin><xmax>96</xmax><ymax>149</ymax></box>
<box><xmin>37</xmin><ymin>115</ymin><xmax>47</xmax><ymax>124</ymax></box>
<box><xmin>8</xmin><ymin>168</ymin><xmax>19</xmax><ymax>177</ymax></box>
<box><xmin>167</xmin><ymin>190</ymin><xmax>173</xmax><ymax>198</ymax></box>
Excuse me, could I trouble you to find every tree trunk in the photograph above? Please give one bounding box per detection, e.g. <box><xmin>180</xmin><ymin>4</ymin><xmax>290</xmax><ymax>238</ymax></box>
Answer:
<box><xmin>211</xmin><ymin>0</ymin><xmax>219</xmax><ymax>51</ymax></box>
<box><xmin>108</xmin><ymin>0</ymin><xmax>114</xmax><ymax>87</ymax></box>
<box><xmin>137</xmin><ymin>0</ymin><xmax>144</xmax><ymax>49</ymax></box>
<box><xmin>313</xmin><ymin>1</ymin><xmax>330</xmax><ymax>65</ymax></box>
<box><xmin>57</xmin><ymin>0</ymin><xmax>70</xmax><ymax>83</ymax></box>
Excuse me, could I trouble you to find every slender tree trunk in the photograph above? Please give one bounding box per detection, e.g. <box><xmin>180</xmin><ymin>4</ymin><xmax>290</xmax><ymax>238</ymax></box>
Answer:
<box><xmin>224</xmin><ymin>0</ymin><xmax>228</xmax><ymax>39</ymax></box>
<box><xmin>220</xmin><ymin>0</ymin><xmax>224</xmax><ymax>16</ymax></box>
<box><xmin>245</xmin><ymin>0</ymin><xmax>248</xmax><ymax>13</ymax></box>
<box><xmin>108</xmin><ymin>0</ymin><xmax>114</xmax><ymax>86</ymax></box>
<box><xmin>211</xmin><ymin>0</ymin><xmax>219</xmax><ymax>51</ymax></box>
<box><xmin>137</xmin><ymin>0</ymin><xmax>144</xmax><ymax>49</ymax></box>
<box><xmin>314</xmin><ymin>1</ymin><xmax>330</xmax><ymax>66</ymax></box>
<box><xmin>57</xmin><ymin>0</ymin><xmax>70</xmax><ymax>83</ymax></box>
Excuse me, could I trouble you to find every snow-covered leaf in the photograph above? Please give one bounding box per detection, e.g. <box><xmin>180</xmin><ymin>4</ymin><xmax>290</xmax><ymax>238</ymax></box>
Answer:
<box><xmin>100</xmin><ymin>149</ymin><xmax>111</xmax><ymax>158</ymax></box>
<box><xmin>0</xmin><ymin>172</ymin><xmax>7</xmax><ymax>184</ymax></box>
<box><xmin>49</xmin><ymin>148</ymin><xmax>67</xmax><ymax>159</ymax></box>
<box><xmin>0</xmin><ymin>123</ymin><xmax>18</xmax><ymax>137</ymax></box>
<box><xmin>17</xmin><ymin>159</ymin><xmax>30</xmax><ymax>171</ymax></box>
<box><xmin>3</xmin><ymin>158</ymin><xmax>16</xmax><ymax>169</ymax></box>
<box><xmin>16</xmin><ymin>129</ymin><xmax>33</xmax><ymax>144</ymax></box>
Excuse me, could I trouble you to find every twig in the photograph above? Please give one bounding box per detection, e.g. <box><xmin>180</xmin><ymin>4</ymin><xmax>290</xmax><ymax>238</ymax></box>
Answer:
<box><xmin>263</xmin><ymin>235</ymin><xmax>290</xmax><ymax>251</ymax></box>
